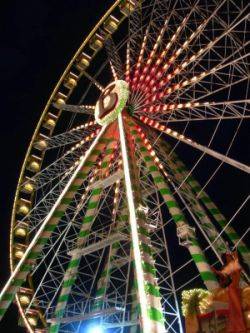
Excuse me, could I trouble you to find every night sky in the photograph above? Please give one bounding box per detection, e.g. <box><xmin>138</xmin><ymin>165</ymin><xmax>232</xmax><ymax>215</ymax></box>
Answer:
<box><xmin>0</xmin><ymin>2</ymin><xmax>114</xmax><ymax>331</ymax></box>
<box><xmin>0</xmin><ymin>1</ymin><xmax>249</xmax><ymax>332</ymax></box>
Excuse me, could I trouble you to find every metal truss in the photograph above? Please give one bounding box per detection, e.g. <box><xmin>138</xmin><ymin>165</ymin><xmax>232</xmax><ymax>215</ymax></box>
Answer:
<box><xmin>1</xmin><ymin>1</ymin><xmax>249</xmax><ymax>333</ymax></box>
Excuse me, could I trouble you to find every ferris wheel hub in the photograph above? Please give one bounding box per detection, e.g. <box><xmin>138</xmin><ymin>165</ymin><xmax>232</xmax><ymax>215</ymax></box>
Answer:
<box><xmin>95</xmin><ymin>80</ymin><xmax>129</xmax><ymax>126</ymax></box>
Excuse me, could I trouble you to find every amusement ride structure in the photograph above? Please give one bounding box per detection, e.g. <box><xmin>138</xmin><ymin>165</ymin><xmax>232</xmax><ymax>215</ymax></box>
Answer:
<box><xmin>0</xmin><ymin>1</ymin><xmax>249</xmax><ymax>332</ymax></box>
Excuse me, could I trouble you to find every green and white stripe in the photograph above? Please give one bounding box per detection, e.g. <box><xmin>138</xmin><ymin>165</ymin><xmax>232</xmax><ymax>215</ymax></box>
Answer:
<box><xmin>123</xmin><ymin>120</ymin><xmax>165</xmax><ymax>333</ymax></box>
<box><xmin>0</xmin><ymin>126</ymin><xmax>111</xmax><ymax>321</ymax></box>
<box><xmin>130</xmin><ymin>276</ymin><xmax>143</xmax><ymax>333</ymax></box>
<box><xmin>92</xmin><ymin>182</ymin><xmax>123</xmax><ymax>310</ymax></box>
<box><xmin>168</xmin><ymin>147</ymin><xmax>250</xmax><ymax>266</ymax></box>
<box><xmin>93</xmin><ymin>205</ymin><xmax>129</xmax><ymax>311</ymax></box>
<box><xmin>50</xmin><ymin>139</ymin><xmax>117</xmax><ymax>333</ymax></box>
<box><xmin>162</xmin><ymin>150</ymin><xmax>227</xmax><ymax>255</ymax></box>
<box><xmin>127</xmin><ymin>120</ymin><xmax>219</xmax><ymax>291</ymax></box>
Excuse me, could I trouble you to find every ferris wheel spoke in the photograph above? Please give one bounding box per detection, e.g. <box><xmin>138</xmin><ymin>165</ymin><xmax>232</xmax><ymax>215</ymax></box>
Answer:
<box><xmin>170</xmin><ymin>75</ymin><xmax>249</xmax><ymax>106</ymax></box>
<box><xmin>125</xmin><ymin>41</ymin><xmax>131</xmax><ymax>84</ymax></box>
<box><xmin>130</xmin><ymin>25</ymin><xmax>150</xmax><ymax>89</ymax></box>
<box><xmin>142</xmin><ymin>12</ymin><xmax>249</xmax><ymax>106</ymax></box>
<box><xmin>197</xmin><ymin>1</ymin><xmax>248</xmax><ymax>50</ymax></box>
<box><xmin>139</xmin><ymin>116</ymin><xmax>250</xmax><ymax>174</ymax></box>
<box><xmin>140</xmin><ymin>0</ymin><xmax>228</xmax><ymax>97</ymax></box>
<box><xmin>167</xmin><ymin>48</ymin><xmax>249</xmax><ymax>97</ymax></box>
<box><xmin>105</xmin><ymin>37</ymin><xmax>124</xmax><ymax>80</ymax></box>
<box><xmin>138</xmin><ymin>99</ymin><xmax>250</xmax><ymax>122</ymax></box>
<box><xmin>81</xmin><ymin>70</ymin><xmax>104</xmax><ymax>92</ymax></box>
<box><xmin>149</xmin><ymin>12</ymin><xmax>249</xmax><ymax>96</ymax></box>
<box><xmin>166</xmin><ymin>4</ymin><xmax>249</xmax><ymax>85</ymax></box>
<box><xmin>39</xmin><ymin>120</ymin><xmax>98</xmax><ymax>150</ymax></box>
<box><xmin>129</xmin><ymin>0</ymin><xmax>174</xmax><ymax>77</ymax></box>
<box><xmin>0</xmin><ymin>124</ymin><xmax>109</xmax><ymax>321</ymax></box>
<box><xmin>166</xmin><ymin>147</ymin><xmax>250</xmax><ymax>263</ymax></box>
<box><xmin>134</xmin><ymin>2</ymin><xmax>198</xmax><ymax>93</ymax></box>
<box><xmin>127</xmin><ymin>0</ymin><xmax>145</xmax><ymax>68</ymax></box>
<box><xmin>131</xmin><ymin>24</ymin><xmax>162</xmax><ymax>92</ymax></box>
<box><xmin>27</xmin><ymin>128</ymin><xmax>100</xmax><ymax>190</ymax></box>
<box><xmin>20</xmin><ymin>160</ymin><xmax>98</xmax><ymax>237</ymax></box>
<box><xmin>145</xmin><ymin>47</ymin><xmax>249</xmax><ymax>104</ymax></box>
<box><xmin>130</xmin><ymin>18</ymin><xmax>178</xmax><ymax>111</ymax></box>
<box><xmin>138</xmin><ymin>4</ymin><xmax>203</xmax><ymax>94</ymax></box>
<box><xmin>126</xmin><ymin>117</ymin><xmax>219</xmax><ymax>291</ymax></box>
<box><xmin>17</xmin><ymin>173</ymin><xmax>77</xmax><ymax>233</ymax></box>
<box><xmin>132</xmin><ymin>16</ymin><xmax>169</xmax><ymax>91</ymax></box>
<box><xmin>54</xmin><ymin>103</ymin><xmax>95</xmax><ymax>115</ymax></box>
<box><xmin>130</xmin><ymin>0</ymin><xmax>182</xmax><ymax>101</ymax></box>
<box><xmin>155</xmin><ymin>139</ymin><xmax>250</xmax><ymax>271</ymax></box>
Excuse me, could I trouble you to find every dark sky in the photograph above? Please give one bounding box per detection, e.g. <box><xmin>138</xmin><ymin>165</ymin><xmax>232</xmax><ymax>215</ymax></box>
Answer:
<box><xmin>0</xmin><ymin>1</ymin><xmax>114</xmax><ymax>331</ymax></box>
<box><xmin>0</xmin><ymin>1</ymin><xmax>249</xmax><ymax>332</ymax></box>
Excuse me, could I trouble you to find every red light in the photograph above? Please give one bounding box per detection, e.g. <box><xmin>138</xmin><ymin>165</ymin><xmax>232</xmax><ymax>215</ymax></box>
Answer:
<box><xmin>152</xmin><ymin>95</ymin><xmax>157</xmax><ymax>102</ymax></box>
<box><xmin>159</xmin><ymin>92</ymin><xmax>164</xmax><ymax>99</ymax></box>
<box><xmin>156</xmin><ymin>72</ymin><xmax>162</xmax><ymax>79</ymax></box>
<box><xmin>151</xmin><ymin>66</ymin><xmax>156</xmax><ymax>74</ymax></box>
<box><xmin>156</xmin><ymin>105</ymin><xmax>161</xmax><ymax>112</ymax></box>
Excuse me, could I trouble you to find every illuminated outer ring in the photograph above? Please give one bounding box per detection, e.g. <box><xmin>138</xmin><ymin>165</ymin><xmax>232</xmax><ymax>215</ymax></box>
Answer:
<box><xmin>95</xmin><ymin>80</ymin><xmax>129</xmax><ymax>126</ymax></box>
<box><xmin>9</xmin><ymin>1</ymin><xmax>129</xmax><ymax>331</ymax></box>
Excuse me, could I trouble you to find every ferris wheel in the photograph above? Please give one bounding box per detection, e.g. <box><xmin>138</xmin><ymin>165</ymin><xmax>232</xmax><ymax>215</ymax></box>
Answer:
<box><xmin>0</xmin><ymin>0</ymin><xmax>249</xmax><ymax>333</ymax></box>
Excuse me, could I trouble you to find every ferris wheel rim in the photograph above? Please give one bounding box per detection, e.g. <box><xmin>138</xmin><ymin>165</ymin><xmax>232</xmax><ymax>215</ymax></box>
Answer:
<box><xmin>7</xmin><ymin>1</ymin><xmax>249</xmax><ymax>332</ymax></box>
<box><xmin>9</xmin><ymin>1</ymin><xmax>127</xmax><ymax>331</ymax></box>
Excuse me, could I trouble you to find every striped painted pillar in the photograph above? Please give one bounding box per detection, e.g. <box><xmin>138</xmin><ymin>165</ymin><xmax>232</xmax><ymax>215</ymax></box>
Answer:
<box><xmin>128</xmin><ymin>227</ymin><xmax>163</xmax><ymax>333</ymax></box>
<box><xmin>198</xmin><ymin>190</ymin><xmax>250</xmax><ymax>265</ymax></box>
<box><xmin>50</xmin><ymin>139</ymin><xmax>117</xmax><ymax>333</ymax></box>
<box><xmin>128</xmin><ymin>228</ymin><xmax>166</xmax><ymax>333</ymax></box>
<box><xmin>93</xmin><ymin>205</ymin><xmax>129</xmax><ymax>311</ymax></box>
<box><xmin>186</xmin><ymin>196</ymin><xmax>227</xmax><ymax>254</ymax></box>
<box><xmin>121</xmin><ymin>119</ymin><xmax>166</xmax><ymax>333</ymax></box>
<box><xmin>130</xmin><ymin>274</ymin><xmax>143</xmax><ymax>333</ymax></box>
<box><xmin>0</xmin><ymin>127</ymin><xmax>112</xmax><ymax>321</ymax></box>
<box><xmin>162</xmin><ymin>154</ymin><xmax>227</xmax><ymax>255</ymax></box>
<box><xmin>49</xmin><ymin>188</ymin><xmax>103</xmax><ymax>333</ymax></box>
<box><xmin>168</xmin><ymin>148</ymin><xmax>250</xmax><ymax>265</ymax></box>
<box><xmin>108</xmin><ymin>208</ymin><xmax>143</xmax><ymax>333</ymax></box>
<box><xmin>92</xmin><ymin>180</ymin><xmax>123</xmax><ymax>310</ymax></box>
<box><xmin>126</xmin><ymin>120</ymin><xmax>219</xmax><ymax>291</ymax></box>
<box><xmin>101</xmin><ymin>205</ymin><xmax>141</xmax><ymax>333</ymax></box>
